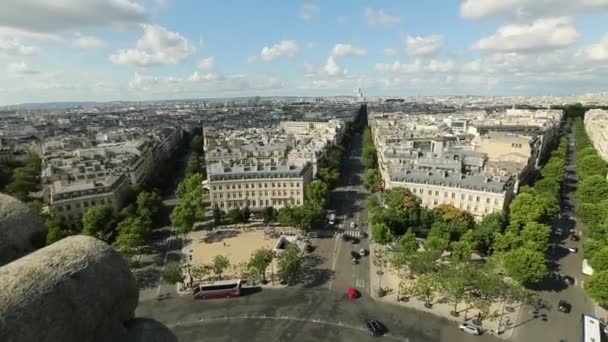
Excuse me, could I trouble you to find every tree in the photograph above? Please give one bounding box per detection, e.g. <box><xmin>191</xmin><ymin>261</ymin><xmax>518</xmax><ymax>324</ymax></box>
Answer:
<box><xmin>306</xmin><ymin>180</ymin><xmax>330</xmax><ymax>208</ymax></box>
<box><xmin>317</xmin><ymin>168</ymin><xmax>340</xmax><ymax>188</ymax></box>
<box><xmin>425</xmin><ymin>223</ymin><xmax>450</xmax><ymax>253</ymax></box>
<box><xmin>113</xmin><ymin>216</ymin><xmax>146</xmax><ymax>253</ymax></box>
<box><xmin>190</xmin><ymin>135</ymin><xmax>204</xmax><ymax>155</ymax></box>
<box><xmin>492</xmin><ymin>231</ymin><xmax>522</xmax><ymax>253</ymax></box>
<box><xmin>248</xmin><ymin>248</ymin><xmax>274</xmax><ymax>283</ymax></box>
<box><xmin>185</xmin><ymin>154</ymin><xmax>200</xmax><ymax>176</ymax></box>
<box><xmin>171</xmin><ymin>201</ymin><xmax>195</xmax><ymax>233</ymax></box>
<box><xmin>82</xmin><ymin>206</ymin><xmax>115</xmax><ymax>242</ymax></box>
<box><xmin>508</xmin><ymin>191</ymin><xmax>556</xmax><ymax>230</ymax></box>
<box><xmin>162</xmin><ymin>262</ymin><xmax>184</xmax><ymax>284</ymax></box>
<box><xmin>241</xmin><ymin>206</ymin><xmax>251</xmax><ymax>223</ymax></box>
<box><xmin>436</xmin><ymin>204</ymin><xmax>475</xmax><ymax>237</ymax></box>
<box><xmin>585</xmin><ymin>270</ymin><xmax>608</xmax><ymax>305</ymax></box>
<box><xmin>409</xmin><ymin>251</ymin><xmax>440</xmax><ymax>276</ymax></box>
<box><xmin>212</xmin><ymin>206</ymin><xmax>223</xmax><ymax>226</ymax></box>
<box><xmin>46</xmin><ymin>219</ymin><xmax>69</xmax><ymax>245</ymax></box>
<box><xmin>211</xmin><ymin>255</ymin><xmax>231</xmax><ymax>280</ymax></box>
<box><xmin>176</xmin><ymin>173</ymin><xmax>203</xmax><ymax>200</ymax></box>
<box><xmin>503</xmin><ymin>247</ymin><xmax>547</xmax><ymax>285</ymax></box>
<box><xmin>136</xmin><ymin>190</ymin><xmax>162</xmax><ymax>219</ymax></box>
<box><xmin>263</xmin><ymin>206</ymin><xmax>276</xmax><ymax>223</ymax></box>
<box><xmin>577</xmin><ymin>175</ymin><xmax>608</xmax><ymax>204</ymax></box>
<box><xmin>450</xmin><ymin>230</ymin><xmax>475</xmax><ymax>263</ymax></box>
<box><xmin>473</xmin><ymin>212</ymin><xmax>505</xmax><ymax>254</ymax></box>
<box><xmin>191</xmin><ymin>264</ymin><xmax>211</xmax><ymax>283</ymax></box>
<box><xmin>590</xmin><ymin>247</ymin><xmax>608</xmax><ymax>272</ymax></box>
<box><xmin>277</xmin><ymin>244</ymin><xmax>301</xmax><ymax>284</ymax></box>
<box><xmin>413</xmin><ymin>274</ymin><xmax>438</xmax><ymax>308</ymax></box>
<box><xmin>397</xmin><ymin>230</ymin><xmax>418</xmax><ymax>255</ymax></box>
<box><xmin>520</xmin><ymin>222</ymin><xmax>551</xmax><ymax>252</ymax></box>
<box><xmin>363</xmin><ymin>168</ymin><xmax>382</xmax><ymax>192</ymax></box>
<box><xmin>440</xmin><ymin>266</ymin><xmax>469</xmax><ymax>316</ymax></box>
<box><xmin>227</xmin><ymin>208</ymin><xmax>243</xmax><ymax>223</ymax></box>
<box><xmin>371</xmin><ymin>222</ymin><xmax>391</xmax><ymax>244</ymax></box>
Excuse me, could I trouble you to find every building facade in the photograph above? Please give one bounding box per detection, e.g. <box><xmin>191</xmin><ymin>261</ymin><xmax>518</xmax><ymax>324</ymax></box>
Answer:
<box><xmin>207</xmin><ymin>163</ymin><xmax>313</xmax><ymax>211</ymax></box>
<box><xmin>584</xmin><ymin>109</ymin><xmax>608</xmax><ymax>163</ymax></box>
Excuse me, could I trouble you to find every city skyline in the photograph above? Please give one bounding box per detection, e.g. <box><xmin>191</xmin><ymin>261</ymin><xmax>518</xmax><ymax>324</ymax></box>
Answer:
<box><xmin>1</xmin><ymin>0</ymin><xmax>608</xmax><ymax>105</ymax></box>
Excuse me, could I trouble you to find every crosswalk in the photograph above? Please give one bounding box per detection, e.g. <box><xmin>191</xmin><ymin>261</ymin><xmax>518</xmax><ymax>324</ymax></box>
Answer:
<box><xmin>309</xmin><ymin>230</ymin><xmax>337</xmax><ymax>238</ymax></box>
<box><xmin>343</xmin><ymin>229</ymin><xmax>363</xmax><ymax>238</ymax></box>
<box><xmin>333</xmin><ymin>186</ymin><xmax>362</xmax><ymax>192</ymax></box>
<box><xmin>355</xmin><ymin>279</ymin><xmax>366</xmax><ymax>288</ymax></box>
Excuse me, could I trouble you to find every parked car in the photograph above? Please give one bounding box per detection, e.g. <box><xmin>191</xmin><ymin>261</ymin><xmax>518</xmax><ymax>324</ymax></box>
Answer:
<box><xmin>347</xmin><ymin>287</ymin><xmax>360</xmax><ymax>299</ymax></box>
<box><xmin>563</xmin><ymin>275</ymin><xmax>575</xmax><ymax>286</ymax></box>
<box><xmin>558</xmin><ymin>300</ymin><xmax>571</xmax><ymax>313</ymax></box>
<box><xmin>570</xmin><ymin>234</ymin><xmax>580</xmax><ymax>241</ymax></box>
<box><xmin>556</xmin><ymin>228</ymin><xmax>563</xmax><ymax>235</ymax></box>
<box><xmin>365</xmin><ymin>319</ymin><xmax>386</xmax><ymax>337</ymax></box>
<box><xmin>459</xmin><ymin>322</ymin><xmax>482</xmax><ymax>335</ymax></box>
<box><xmin>350</xmin><ymin>222</ymin><xmax>357</xmax><ymax>228</ymax></box>
<box><xmin>567</xmin><ymin>246</ymin><xmax>578</xmax><ymax>253</ymax></box>
<box><xmin>359</xmin><ymin>248</ymin><xmax>367</xmax><ymax>257</ymax></box>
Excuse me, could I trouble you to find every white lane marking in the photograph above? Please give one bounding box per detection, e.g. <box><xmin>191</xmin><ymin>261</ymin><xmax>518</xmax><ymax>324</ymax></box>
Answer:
<box><xmin>328</xmin><ymin>233</ymin><xmax>342</xmax><ymax>291</ymax></box>
<box><xmin>167</xmin><ymin>315</ymin><xmax>410</xmax><ymax>341</ymax></box>
<box><xmin>157</xmin><ymin>251</ymin><xmax>170</xmax><ymax>296</ymax></box>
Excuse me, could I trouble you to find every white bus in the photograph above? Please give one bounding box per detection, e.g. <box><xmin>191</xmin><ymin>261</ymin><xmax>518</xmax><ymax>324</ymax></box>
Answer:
<box><xmin>193</xmin><ymin>279</ymin><xmax>242</xmax><ymax>300</ymax></box>
<box><xmin>582</xmin><ymin>313</ymin><xmax>601</xmax><ymax>342</ymax></box>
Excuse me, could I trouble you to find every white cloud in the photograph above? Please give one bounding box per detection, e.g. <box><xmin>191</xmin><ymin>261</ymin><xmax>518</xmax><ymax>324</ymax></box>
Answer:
<box><xmin>0</xmin><ymin>0</ymin><xmax>147</xmax><ymax>32</ymax></box>
<box><xmin>383</xmin><ymin>48</ymin><xmax>398</xmax><ymax>57</ymax></box>
<box><xmin>187</xmin><ymin>71</ymin><xmax>219</xmax><ymax>82</ymax></box>
<box><xmin>330</xmin><ymin>43</ymin><xmax>368</xmax><ymax>57</ymax></box>
<box><xmin>582</xmin><ymin>35</ymin><xmax>608</xmax><ymax>61</ymax></box>
<box><xmin>461</xmin><ymin>0</ymin><xmax>608</xmax><ymax>19</ymax></box>
<box><xmin>7</xmin><ymin>62</ymin><xmax>39</xmax><ymax>75</ymax></box>
<box><xmin>197</xmin><ymin>57</ymin><xmax>215</xmax><ymax>71</ymax></box>
<box><xmin>299</xmin><ymin>3</ymin><xmax>320</xmax><ymax>20</ymax></box>
<box><xmin>365</xmin><ymin>8</ymin><xmax>400</xmax><ymax>28</ymax></box>
<box><xmin>109</xmin><ymin>24</ymin><xmax>194</xmax><ymax>67</ymax></box>
<box><xmin>72</xmin><ymin>33</ymin><xmax>107</xmax><ymax>48</ymax></box>
<box><xmin>405</xmin><ymin>34</ymin><xmax>444</xmax><ymax>56</ymax></box>
<box><xmin>322</xmin><ymin>56</ymin><xmax>347</xmax><ymax>77</ymax></box>
<box><xmin>472</xmin><ymin>17</ymin><xmax>579</xmax><ymax>52</ymax></box>
<box><xmin>252</xmin><ymin>40</ymin><xmax>299</xmax><ymax>62</ymax></box>
<box><xmin>0</xmin><ymin>38</ymin><xmax>39</xmax><ymax>56</ymax></box>
<box><xmin>374</xmin><ymin>59</ymin><xmax>455</xmax><ymax>73</ymax></box>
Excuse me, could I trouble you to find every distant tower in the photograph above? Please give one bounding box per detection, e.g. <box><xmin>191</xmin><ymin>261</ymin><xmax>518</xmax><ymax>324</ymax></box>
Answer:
<box><xmin>355</xmin><ymin>88</ymin><xmax>365</xmax><ymax>103</ymax></box>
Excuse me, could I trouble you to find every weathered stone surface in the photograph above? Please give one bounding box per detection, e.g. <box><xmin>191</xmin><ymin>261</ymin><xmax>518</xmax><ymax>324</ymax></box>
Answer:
<box><xmin>0</xmin><ymin>235</ymin><xmax>139</xmax><ymax>342</ymax></box>
<box><xmin>0</xmin><ymin>193</ymin><xmax>46</xmax><ymax>266</ymax></box>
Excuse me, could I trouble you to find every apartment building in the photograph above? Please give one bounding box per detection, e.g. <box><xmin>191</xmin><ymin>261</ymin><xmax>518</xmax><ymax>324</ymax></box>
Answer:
<box><xmin>207</xmin><ymin>163</ymin><xmax>313</xmax><ymax>211</ymax></box>
<box><xmin>49</xmin><ymin>174</ymin><xmax>131</xmax><ymax>229</ymax></box>
<box><xmin>584</xmin><ymin>109</ymin><xmax>608</xmax><ymax>163</ymax></box>
<box><xmin>386</xmin><ymin>167</ymin><xmax>515</xmax><ymax>219</ymax></box>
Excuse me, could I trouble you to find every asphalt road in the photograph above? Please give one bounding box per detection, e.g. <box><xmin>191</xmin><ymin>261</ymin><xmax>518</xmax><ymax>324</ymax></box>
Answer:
<box><xmin>136</xmin><ymin>288</ymin><xmax>503</xmax><ymax>342</ymax></box>
<box><xmin>512</xmin><ymin>130</ymin><xmax>595</xmax><ymax>342</ymax></box>
<box><xmin>327</xmin><ymin>132</ymin><xmax>372</xmax><ymax>294</ymax></box>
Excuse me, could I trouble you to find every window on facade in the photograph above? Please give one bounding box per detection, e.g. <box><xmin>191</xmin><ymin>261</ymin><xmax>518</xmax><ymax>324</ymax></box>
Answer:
<box><xmin>444</xmin><ymin>191</ymin><xmax>448</xmax><ymax>198</ymax></box>
<box><xmin>264</xmin><ymin>183</ymin><xmax>268</xmax><ymax>188</ymax></box>
<box><xmin>451</xmin><ymin>192</ymin><xmax>455</xmax><ymax>198</ymax></box>
<box><xmin>474</xmin><ymin>206</ymin><xmax>478</xmax><ymax>212</ymax></box>
<box><xmin>466</xmin><ymin>204</ymin><xmax>471</xmax><ymax>210</ymax></box>
<box><xmin>476</xmin><ymin>196</ymin><xmax>480</xmax><ymax>202</ymax></box>
<box><xmin>435</xmin><ymin>190</ymin><xmax>439</xmax><ymax>196</ymax></box>
<box><xmin>494</xmin><ymin>198</ymin><xmax>499</xmax><ymax>205</ymax></box>
<box><xmin>283</xmin><ymin>183</ymin><xmax>287</xmax><ymax>187</ymax></box>
<box><xmin>468</xmin><ymin>195</ymin><xmax>473</xmax><ymax>201</ymax></box>
<box><xmin>297</xmin><ymin>200</ymin><xmax>301</xmax><ymax>205</ymax></box>
<box><xmin>428</xmin><ymin>190</ymin><xmax>432</xmax><ymax>195</ymax></box>
<box><xmin>461</xmin><ymin>194</ymin><xmax>465</xmax><ymax>200</ymax></box>
<box><xmin>272</xmin><ymin>183</ymin><xmax>275</xmax><ymax>187</ymax></box>
<box><xmin>213</xmin><ymin>186</ymin><xmax>217</xmax><ymax>190</ymax></box>
<box><xmin>433</xmin><ymin>199</ymin><xmax>438</xmax><ymax>205</ymax></box>
<box><xmin>57</xmin><ymin>206</ymin><xmax>64</xmax><ymax>212</ymax></box>
<box><xmin>238</xmin><ymin>184</ymin><xmax>241</xmax><ymax>189</ymax></box>
<box><xmin>486</xmin><ymin>198</ymin><xmax>490</xmax><ymax>204</ymax></box>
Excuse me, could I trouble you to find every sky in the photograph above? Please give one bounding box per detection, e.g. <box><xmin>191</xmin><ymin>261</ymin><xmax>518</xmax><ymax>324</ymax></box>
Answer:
<box><xmin>1</xmin><ymin>0</ymin><xmax>608</xmax><ymax>105</ymax></box>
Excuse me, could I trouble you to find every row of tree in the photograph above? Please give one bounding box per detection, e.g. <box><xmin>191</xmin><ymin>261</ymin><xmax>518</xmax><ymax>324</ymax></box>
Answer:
<box><xmin>170</xmin><ymin>172</ymin><xmax>205</xmax><ymax>235</ymax></box>
<box><xmin>571</xmin><ymin>118</ymin><xmax>608</xmax><ymax>305</ymax></box>
<box><xmin>0</xmin><ymin>155</ymin><xmax>42</xmax><ymax>202</ymax></box>
<box><xmin>162</xmin><ymin>245</ymin><xmax>302</xmax><ymax>286</ymax></box>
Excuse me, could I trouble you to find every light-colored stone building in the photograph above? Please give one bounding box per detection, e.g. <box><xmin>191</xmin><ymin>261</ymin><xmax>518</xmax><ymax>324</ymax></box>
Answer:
<box><xmin>584</xmin><ymin>109</ymin><xmax>608</xmax><ymax>163</ymax></box>
<box><xmin>385</xmin><ymin>168</ymin><xmax>515</xmax><ymax>219</ymax></box>
<box><xmin>49</xmin><ymin>174</ymin><xmax>131</xmax><ymax>229</ymax></box>
<box><xmin>207</xmin><ymin>163</ymin><xmax>313</xmax><ymax>211</ymax></box>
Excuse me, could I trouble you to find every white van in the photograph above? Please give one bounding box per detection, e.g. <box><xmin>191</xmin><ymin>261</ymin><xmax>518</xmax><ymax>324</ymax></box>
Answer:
<box><xmin>459</xmin><ymin>322</ymin><xmax>482</xmax><ymax>335</ymax></box>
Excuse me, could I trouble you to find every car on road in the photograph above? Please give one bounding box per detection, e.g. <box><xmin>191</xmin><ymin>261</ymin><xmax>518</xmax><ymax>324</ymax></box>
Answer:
<box><xmin>350</xmin><ymin>222</ymin><xmax>357</xmax><ymax>228</ymax></box>
<box><xmin>459</xmin><ymin>322</ymin><xmax>482</xmax><ymax>335</ymax></box>
<box><xmin>556</xmin><ymin>228</ymin><xmax>563</xmax><ymax>235</ymax></box>
<box><xmin>350</xmin><ymin>251</ymin><xmax>361</xmax><ymax>259</ymax></box>
<box><xmin>359</xmin><ymin>248</ymin><xmax>367</xmax><ymax>257</ymax></box>
<box><xmin>567</xmin><ymin>246</ymin><xmax>578</xmax><ymax>253</ymax></box>
<box><xmin>365</xmin><ymin>319</ymin><xmax>386</xmax><ymax>337</ymax></box>
<box><xmin>347</xmin><ymin>287</ymin><xmax>360</xmax><ymax>299</ymax></box>
<box><xmin>558</xmin><ymin>300</ymin><xmax>571</xmax><ymax>313</ymax></box>
<box><xmin>563</xmin><ymin>275</ymin><xmax>575</xmax><ymax>285</ymax></box>
<box><xmin>570</xmin><ymin>234</ymin><xmax>580</xmax><ymax>241</ymax></box>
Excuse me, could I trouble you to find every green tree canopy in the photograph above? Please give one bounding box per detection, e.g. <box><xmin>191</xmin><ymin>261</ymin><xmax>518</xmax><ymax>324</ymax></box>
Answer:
<box><xmin>136</xmin><ymin>190</ymin><xmax>162</xmax><ymax>219</ymax></box>
<box><xmin>363</xmin><ymin>168</ymin><xmax>382</xmax><ymax>192</ymax></box>
<box><xmin>305</xmin><ymin>180</ymin><xmax>330</xmax><ymax>208</ymax></box>
<box><xmin>46</xmin><ymin>219</ymin><xmax>69</xmax><ymax>245</ymax></box>
<box><xmin>590</xmin><ymin>246</ymin><xmax>608</xmax><ymax>272</ymax></box>
<box><xmin>450</xmin><ymin>230</ymin><xmax>475</xmax><ymax>263</ymax></box>
<box><xmin>82</xmin><ymin>206</ymin><xmax>115</xmax><ymax>242</ymax></box>
<box><xmin>317</xmin><ymin>168</ymin><xmax>340</xmax><ymax>188</ymax></box>
<box><xmin>176</xmin><ymin>173</ymin><xmax>203</xmax><ymax>200</ymax></box>
<box><xmin>162</xmin><ymin>262</ymin><xmax>183</xmax><ymax>284</ymax></box>
<box><xmin>520</xmin><ymin>222</ymin><xmax>551</xmax><ymax>253</ymax></box>
<box><xmin>277</xmin><ymin>244</ymin><xmax>301</xmax><ymax>283</ymax></box>
<box><xmin>577</xmin><ymin>175</ymin><xmax>608</xmax><ymax>204</ymax></box>
<box><xmin>473</xmin><ymin>212</ymin><xmax>505</xmax><ymax>254</ymax></box>
<box><xmin>371</xmin><ymin>222</ymin><xmax>391</xmax><ymax>244</ymax></box>
<box><xmin>248</xmin><ymin>248</ymin><xmax>274</xmax><ymax>283</ymax></box>
<box><xmin>585</xmin><ymin>270</ymin><xmax>608</xmax><ymax>305</ymax></box>
<box><xmin>397</xmin><ymin>230</ymin><xmax>418</xmax><ymax>255</ymax></box>
<box><xmin>503</xmin><ymin>247</ymin><xmax>547</xmax><ymax>285</ymax></box>
<box><xmin>211</xmin><ymin>255</ymin><xmax>231</xmax><ymax>280</ymax></box>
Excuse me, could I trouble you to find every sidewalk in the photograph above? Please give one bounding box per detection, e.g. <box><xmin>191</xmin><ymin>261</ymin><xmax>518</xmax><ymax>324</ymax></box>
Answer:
<box><xmin>368</xmin><ymin>243</ymin><xmax>520</xmax><ymax>340</ymax></box>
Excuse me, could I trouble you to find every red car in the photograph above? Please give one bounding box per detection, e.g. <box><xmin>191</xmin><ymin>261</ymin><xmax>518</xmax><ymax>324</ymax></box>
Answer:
<box><xmin>347</xmin><ymin>287</ymin><xmax>360</xmax><ymax>299</ymax></box>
